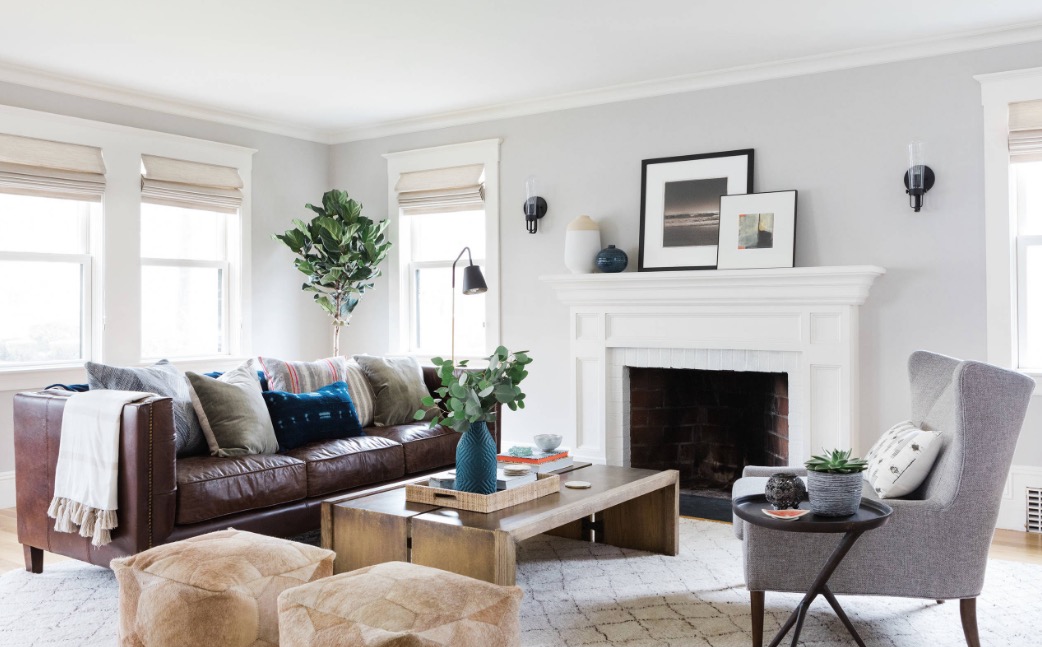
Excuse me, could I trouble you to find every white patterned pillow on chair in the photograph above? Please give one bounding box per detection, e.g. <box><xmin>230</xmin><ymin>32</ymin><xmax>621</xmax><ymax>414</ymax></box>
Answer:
<box><xmin>864</xmin><ymin>420</ymin><xmax>944</xmax><ymax>498</ymax></box>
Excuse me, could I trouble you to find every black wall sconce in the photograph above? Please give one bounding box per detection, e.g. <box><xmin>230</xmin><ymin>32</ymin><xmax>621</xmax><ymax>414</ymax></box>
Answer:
<box><xmin>904</xmin><ymin>140</ymin><xmax>935</xmax><ymax>212</ymax></box>
<box><xmin>524</xmin><ymin>175</ymin><xmax>547</xmax><ymax>233</ymax></box>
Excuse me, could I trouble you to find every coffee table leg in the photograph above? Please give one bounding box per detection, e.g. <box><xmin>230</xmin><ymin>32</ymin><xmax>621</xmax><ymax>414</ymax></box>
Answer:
<box><xmin>766</xmin><ymin>530</ymin><xmax>865</xmax><ymax>647</ymax></box>
<box><xmin>821</xmin><ymin>585</ymin><xmax>867</xmax><ymax>647</ymax></box>
<box><xmin>411</xmin><ymin>519</ymin><xmax>518</xmax><ymax>586</ymax></box>
<box><xmin>598</xmin><ymin>480</ymin><xmax>679</xmax><ymax>555</ymax></box>
<box><xmin>329</xmin><ymin>507</ymin><xmax>409</xmax><ymax>574</ymax></box>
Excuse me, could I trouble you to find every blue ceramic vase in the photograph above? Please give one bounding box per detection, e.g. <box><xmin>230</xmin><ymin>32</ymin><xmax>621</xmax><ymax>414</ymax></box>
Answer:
<box><xmin>596</xmin><ymin>245</ymin><xmax>628</xmax><ymax>273</ymax></box>
<box><xmin>454</xmin><ymin>421</ymin><xmax>498</xmax><ymax>494</ymax></box>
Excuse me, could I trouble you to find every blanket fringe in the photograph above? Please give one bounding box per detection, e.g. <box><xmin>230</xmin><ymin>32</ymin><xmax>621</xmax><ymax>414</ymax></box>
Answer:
<box><xmin>47</xmin><ymin>496</ymin><xmax>118</xmax><ymax>546</ymax></box>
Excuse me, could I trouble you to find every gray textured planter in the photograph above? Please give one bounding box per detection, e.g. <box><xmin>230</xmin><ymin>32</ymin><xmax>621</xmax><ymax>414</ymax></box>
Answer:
<box><xmin>807</xmin><ymin>471</ymin><xmax>864</xmax><ymax>517</ymax></box>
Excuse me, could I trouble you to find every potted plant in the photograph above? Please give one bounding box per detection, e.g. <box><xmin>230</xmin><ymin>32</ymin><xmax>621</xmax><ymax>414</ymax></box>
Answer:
<box><xmin>416</xmin><ymin>347</ymin><xmax>532</xmax><ymax>494</ymax></box>
<box><xmin>804</xmin><ymin>449</ymin><xmax>868</xmax><ymax>517</ymax></box>
<box><xmin>273</xmin><ymin>189</ymin><xmax>391</xmax><ymax>355</ymax></box>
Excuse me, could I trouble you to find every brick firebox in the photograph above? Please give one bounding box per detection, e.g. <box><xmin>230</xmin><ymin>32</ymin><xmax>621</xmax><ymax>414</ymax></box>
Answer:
<box><xmin>628</xmin><ymin>367</ymin><xmax>789</xmax><ymax>492</ymax></box>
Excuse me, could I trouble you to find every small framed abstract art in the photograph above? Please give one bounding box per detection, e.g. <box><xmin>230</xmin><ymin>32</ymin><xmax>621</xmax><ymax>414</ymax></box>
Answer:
<box><xmin>716</xmin><ymin>190</ymin><xmax>797</xmax><ymax>270</ymax></box>
<box><xmin>638</xmin><ymin>149</ymin><xmax>754</xmax><ymax>271</ymax></box>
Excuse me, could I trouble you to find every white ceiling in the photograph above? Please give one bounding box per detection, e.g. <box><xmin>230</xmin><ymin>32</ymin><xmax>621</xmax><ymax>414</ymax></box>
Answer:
<box><xmin>2</xmin><ymin>0</ymin><xmax>1042</xmax><ymax>142</ymax></box>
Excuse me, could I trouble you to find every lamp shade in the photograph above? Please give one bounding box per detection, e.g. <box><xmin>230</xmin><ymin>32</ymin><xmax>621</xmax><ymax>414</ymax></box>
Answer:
<box><xmin>461</xmin><ymin>264</ymin><xmax>487</xmax><ymax>295</ymax></box>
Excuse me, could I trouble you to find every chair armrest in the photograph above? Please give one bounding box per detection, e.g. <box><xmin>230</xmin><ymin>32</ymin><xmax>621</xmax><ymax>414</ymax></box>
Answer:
<box><xmin>13</xmin><ymin>390</ymin><xmax>178</xmax><ymax>554</ymax></box>
<box><xmin>742</xmin><ymin>465</ymin><xmax>807</xmax><ymax>478</ymax></box>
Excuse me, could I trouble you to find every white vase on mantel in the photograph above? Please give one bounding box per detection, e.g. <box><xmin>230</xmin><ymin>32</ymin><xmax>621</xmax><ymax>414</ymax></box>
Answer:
<box><xmin>564</xmin><ymin>215</ymin><xmax>601</xmax><ymax>274</ymax></box>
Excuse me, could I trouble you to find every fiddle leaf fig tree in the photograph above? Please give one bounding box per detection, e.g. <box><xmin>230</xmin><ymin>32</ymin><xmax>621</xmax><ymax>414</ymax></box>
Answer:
<box><xmin>274</xmin><ymin>189</ymin><xmax>391</xmax><ymax>355</ymax></box>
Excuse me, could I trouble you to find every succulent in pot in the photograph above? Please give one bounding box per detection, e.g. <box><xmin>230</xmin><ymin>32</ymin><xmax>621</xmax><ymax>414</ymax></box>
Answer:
<box><xmin>804</xmin><ymin>449</ymin><xmax>868</xmax><ymax>517</ymax></box>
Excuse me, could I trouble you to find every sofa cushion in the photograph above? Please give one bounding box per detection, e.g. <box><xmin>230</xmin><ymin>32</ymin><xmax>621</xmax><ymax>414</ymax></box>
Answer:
<box><xmin>355</xmin><ymin>355</ymin><xmax>438</xmax><ymax>426</ymax></box>
<box><xmin>257</xmin><ymin>356</ymin><xmax>376</xmax><ymax>427</ymax></box>
<box><xmin>176</xmin><ymin>454</ymin><xmax>307</xmax><ymax>524</ymax></box>
<box><xmin>281</xmin><ymin>437</ymin><xmax>406</xmax><ymax>497</ymax></box>
<box><xmin>86</xmin><ymin>359</ymin><xmax>204</xmax><ymax>457</ymax></box>
<box><xmin>262</xmin><ymin>382</ymin><xmax>364</xmax><ymax>451</ymax></box>
<box><xmin>365</xmin><ymin>424</ymin><xmax>460</xmax><ymax>474</ymax></box>
<box><xmin>186</xmin><ymin>361</ymin><xmax>278</xmax><ymax>457</ymax></box>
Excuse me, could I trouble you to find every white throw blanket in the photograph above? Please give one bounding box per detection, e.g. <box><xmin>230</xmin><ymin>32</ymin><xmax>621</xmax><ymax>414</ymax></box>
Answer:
<box><xmin>47</xmin><ymin>389</ymin><xmax>153</xmax><ymax>546</ymax></box>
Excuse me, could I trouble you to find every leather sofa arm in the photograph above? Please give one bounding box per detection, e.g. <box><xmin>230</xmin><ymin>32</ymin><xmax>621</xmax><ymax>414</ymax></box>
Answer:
<box><xmin>14</xmin><ymin>390</ymin><xmax>178</xmax><ymax>559</ymax></box>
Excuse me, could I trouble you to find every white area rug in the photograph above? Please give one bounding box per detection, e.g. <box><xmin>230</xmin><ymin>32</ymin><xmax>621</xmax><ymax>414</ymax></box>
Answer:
<box><xmin>1</xmin><ymin>518</ymin><xmax>1039</xmax><ymax>646</ymax></box>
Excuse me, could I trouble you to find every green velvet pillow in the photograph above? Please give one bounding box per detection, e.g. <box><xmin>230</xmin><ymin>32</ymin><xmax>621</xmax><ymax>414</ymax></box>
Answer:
<box><xmin>354</xmin><ymin>355</ymin><xmax>436</xmax><ymax>426</ymax></box>
<box><xmin>185</xmin><ymin>361</ymin><xmax>278</xmax><ymax>457</ymax></box>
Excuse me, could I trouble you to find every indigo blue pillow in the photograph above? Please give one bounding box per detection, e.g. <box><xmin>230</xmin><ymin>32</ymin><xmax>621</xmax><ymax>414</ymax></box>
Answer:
<box><xmin>262</xmin><ymin>381</ymin><xmax>364</xmax><ymax>451</ymax></box>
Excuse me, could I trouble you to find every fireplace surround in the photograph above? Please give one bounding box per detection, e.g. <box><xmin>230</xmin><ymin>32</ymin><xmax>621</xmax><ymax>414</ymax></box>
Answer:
<box><xmin>542</xmin><ymin>266</ymin><xmax>885</xmax><ymax>467</ymax></box>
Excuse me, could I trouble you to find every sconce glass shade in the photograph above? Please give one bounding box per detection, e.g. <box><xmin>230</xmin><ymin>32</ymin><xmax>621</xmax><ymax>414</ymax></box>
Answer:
<box><xmin>904</xmin><ymin>140</ymin><xmax>935</xmax><ymax>212</ymax></box>
<box><xmin>461</xmin><ymin>264</ymin><xmax>487</xmax><ymax>295</ymax></box>
<box><xmin>524</xmin><ymin>174</ymin><xmax>547</xmax><ymax>233</ymax></box>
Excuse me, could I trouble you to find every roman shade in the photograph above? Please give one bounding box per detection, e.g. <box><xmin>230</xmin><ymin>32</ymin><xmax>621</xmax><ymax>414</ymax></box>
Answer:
<box><xmin>395</xmin><ymin>163</ymin><xmax>484</xmax><ymax>215</ymax></box>
<box><xmin>141</xmin><ymin>155</ymin><xmax>244</xmax><ymax>213</ymax></box>
<box><xmin>1009</xmin><ymin>100</ymin><xmax>1042</xmax><ymax>163</ymax></box>
<box><xmin>0</xmin><ymin>133</ymin><xmax>106</xmax><ymax>201</ymax></box>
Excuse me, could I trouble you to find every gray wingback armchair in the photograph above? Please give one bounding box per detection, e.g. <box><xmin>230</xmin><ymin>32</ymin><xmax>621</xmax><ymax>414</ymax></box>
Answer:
<box><xmin>732</xmin><ymin>351</ymin><xmax>1035</xmax><ymax>647</ymax></box>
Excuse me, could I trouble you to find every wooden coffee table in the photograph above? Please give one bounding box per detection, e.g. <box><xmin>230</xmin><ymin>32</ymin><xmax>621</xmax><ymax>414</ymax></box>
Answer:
<box><xmin>321</xmin><ymin>464</ymin><xmax>679</xmax><ymax>586</ymax></box>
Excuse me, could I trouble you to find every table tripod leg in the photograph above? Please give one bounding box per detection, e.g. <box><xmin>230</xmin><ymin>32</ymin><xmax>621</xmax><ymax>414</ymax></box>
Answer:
<box><xmin>789</xmin><ymin>600</ymin><xmax>811</xmax><ymax>647</ymax></box>
<box><xmin>764</xmin><ymin>530</ymin><xmax>864</xmax><ymax>647</ymax></box>
<box><xmin>821</xmin><ymin>585</ymin><xmax>867</xmax><ymax>647</ymax></box>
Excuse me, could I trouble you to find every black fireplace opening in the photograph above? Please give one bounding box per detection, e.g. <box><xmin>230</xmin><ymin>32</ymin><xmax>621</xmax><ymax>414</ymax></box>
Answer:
<box><xmin>627</xmin><ymin>367</ymin><xmax>789</xmax><ymax>516</ymax></box>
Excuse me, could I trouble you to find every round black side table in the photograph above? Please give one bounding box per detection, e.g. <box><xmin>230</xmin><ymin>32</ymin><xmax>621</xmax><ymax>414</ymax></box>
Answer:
<box><xmin>732</xmin><ymin>494</ymin><xmax>893</xmax><ymax>647</ymax></box>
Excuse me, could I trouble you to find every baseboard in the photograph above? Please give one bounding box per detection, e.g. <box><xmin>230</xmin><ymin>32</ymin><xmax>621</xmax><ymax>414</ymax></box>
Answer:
<box><xmin>0</xmin><ymin>471</ymin><xmax>14</xmax><ymax>509</ymax></box>
<box><xmin>996</xmin><ymin>464</ymin><xmax>1042</xmax><ymax>531</ymax></box>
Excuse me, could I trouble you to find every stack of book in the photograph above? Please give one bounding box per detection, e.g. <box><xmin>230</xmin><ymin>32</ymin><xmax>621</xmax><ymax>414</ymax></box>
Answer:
<box><xmin>427</xmin><ymin>469</ymin><xmax>538</xmax><ymax>491</ymax></box>
<box><xmin>497</xmin><ymin>448</ymin><xmax>573</xmax><ymax>473</ymax></box>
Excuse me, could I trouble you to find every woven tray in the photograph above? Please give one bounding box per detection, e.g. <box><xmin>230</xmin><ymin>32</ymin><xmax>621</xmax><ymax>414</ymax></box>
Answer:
<box><xmin>405</xmin><ymin>473</ymin><xmax>561</xmax><ymax>513</ymax></box>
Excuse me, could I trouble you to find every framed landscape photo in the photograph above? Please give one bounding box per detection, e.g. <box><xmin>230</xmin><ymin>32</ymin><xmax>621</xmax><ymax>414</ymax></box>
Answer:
<box><xmin>716</xmin><ymin>190</ymin><xmax>797</xmax><ymax>270</ymax></box>
<box><xmin>638</xmin><ymin>149</ymin><xmax>753</xmax><ymax>271</ymax></box>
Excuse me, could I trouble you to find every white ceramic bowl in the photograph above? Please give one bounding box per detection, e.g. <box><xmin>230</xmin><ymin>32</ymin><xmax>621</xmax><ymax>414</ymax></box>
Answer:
<box><xmin>533</xmin><ymin>434</ymin><xmax>563</xmax><ymax>452</ymax></box>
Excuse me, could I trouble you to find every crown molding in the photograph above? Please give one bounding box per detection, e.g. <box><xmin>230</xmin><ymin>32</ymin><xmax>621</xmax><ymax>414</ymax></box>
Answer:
<box><xmin>0</xmin><ymin>60</ymin><xmax>327</xmax><ymax>143</ymax></box>
<box><xmin>328</xmin><ymin>20</ymin><xmax>1042</xmax><ymax>144</ymax></box>
<box><xmin>3</xmin><ymin>20</ymin><xmax>1042</xmax><ymax>146</ymax></box>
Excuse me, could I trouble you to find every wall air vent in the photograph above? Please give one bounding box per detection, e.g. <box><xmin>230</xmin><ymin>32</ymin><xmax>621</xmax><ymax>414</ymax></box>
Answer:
<box><xmin>1028</xmin><ymin>487</ymin><xmax>1042</xmax><ymax>533</ymax></box>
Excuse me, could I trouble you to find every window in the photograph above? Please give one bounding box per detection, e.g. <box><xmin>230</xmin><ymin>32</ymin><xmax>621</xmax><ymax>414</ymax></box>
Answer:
<box><xmin>140</xmin><ymin>155</ymin><xmax>244</xmax><ymax>360</ymax></box>
<box><xmin>403</xmin><ymin>210</ymin><xmax>487</xmax><ymax>356</ymax></box>
<box><xmin>981</xmin><ymin>72</ymin><xmax>1042</xmax><ymax>378</ymax></box>
<box><xmin>0</xmin><ymin>194</ymin><xmax>96</xmax><ymax>365</ymax></box>
<box><xmin>389</xmin><ymin>154</ymin><xmax>497</xmax><ymax>358</ymax></box>
<box><xmin>0</xmin><ymin>133</ymin><xmax>104</xmax><ymax>367</ymax></box>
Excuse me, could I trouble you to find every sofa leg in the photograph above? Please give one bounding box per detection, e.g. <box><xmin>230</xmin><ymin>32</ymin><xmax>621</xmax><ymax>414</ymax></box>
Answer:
<box><xmin>960</xmin><ymin>598</ymin><xmax>980</xmax><ymax>647</ymax></box>
<box><xmin>750</xmin><ymin>590</ymin><xmax>764</xmax><ymax>647</ymax></box>
<box><xmin>23</xmin><ymin>545</ymin><xmax>43</xmax><ymax>574</ymax></box>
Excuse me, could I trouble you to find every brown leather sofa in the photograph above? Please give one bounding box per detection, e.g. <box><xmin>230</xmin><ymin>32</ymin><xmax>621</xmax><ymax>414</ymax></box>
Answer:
<box><xmin>14</xmin><ymin>367</ymin><xmax>499</xmax><ymax>573</ymax></box>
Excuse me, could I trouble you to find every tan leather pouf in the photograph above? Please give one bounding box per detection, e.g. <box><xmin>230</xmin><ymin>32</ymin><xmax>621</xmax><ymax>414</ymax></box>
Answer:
<box><xmin>112</xmin><ymin>529</ymin><xmax>335</xmax><ymax>647</ymax></box>
<box><xmin>278</xmin><ymin>561</ymin><xmax>524</xmax><ymax>647</ymax></box>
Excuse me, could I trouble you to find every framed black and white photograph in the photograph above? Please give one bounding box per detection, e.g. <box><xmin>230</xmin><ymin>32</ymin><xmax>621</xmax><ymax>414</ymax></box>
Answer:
<box><xmin>716</xmin><ymin>190</ymin><xmax>797</xmax><ymax>270</ymax></box>
<box><xmin>638</xmin><ymin>149</ymin><xmax>753</xmax><ymax>271</ymax></box>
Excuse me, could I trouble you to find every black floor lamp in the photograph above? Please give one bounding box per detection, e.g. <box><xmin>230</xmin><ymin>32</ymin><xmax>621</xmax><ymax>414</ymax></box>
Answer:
<box><xmin>451</xmin><ymin>246</ymin><xmax>487</xmax><ymax>363</ymax></box>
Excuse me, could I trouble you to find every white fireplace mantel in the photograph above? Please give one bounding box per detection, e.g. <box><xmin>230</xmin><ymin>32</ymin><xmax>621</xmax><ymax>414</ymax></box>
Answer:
<box><xmin>540</xmin><ymin>266</ymin><xmax>885</xmax><ymax>467</ymax></box>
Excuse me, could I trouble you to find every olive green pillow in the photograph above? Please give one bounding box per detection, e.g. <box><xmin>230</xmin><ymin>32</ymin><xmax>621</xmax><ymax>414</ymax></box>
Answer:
<box><xmin>185</xmin><ymin>361</ymin><xmax>278</xmax><ymax>457</ymax></box>
<box><xmin>354</xmin><ymin>355</ymin><xmax>436</xmax><ymax>426</ymax></box>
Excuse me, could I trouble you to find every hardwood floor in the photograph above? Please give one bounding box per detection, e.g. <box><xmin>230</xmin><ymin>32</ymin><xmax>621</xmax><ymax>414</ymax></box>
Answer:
<box><xmin>0</xmin><ymin>507</ymin><xmax>1039</xmax><ymax>571</ymax></box>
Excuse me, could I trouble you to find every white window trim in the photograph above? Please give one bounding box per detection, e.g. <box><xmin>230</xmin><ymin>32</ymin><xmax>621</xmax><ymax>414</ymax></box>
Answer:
<box><xmin>978</xmin><ymin>66</ymin><xmax>1042</xmax><ymax>389</ymax></box>
<box><xmin>384</xmin><ymin>139</ymin><xmax>502</xmax><ymax>359</ymax></box>
<box><xmin>0</xmin><ymin>104</ymin><xmax>254</xmax><ymax>387</ymax></box>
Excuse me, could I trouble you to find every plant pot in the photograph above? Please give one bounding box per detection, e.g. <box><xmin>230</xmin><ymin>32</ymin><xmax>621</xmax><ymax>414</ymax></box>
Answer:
<box><xmin>807</xmin><ymin>471</ymin><xmax>864</xmax><ymax>517</ymax></box>
<box><xmin>454</xmin><ymin>421</ymin><xmax>498</xmax><ymax>494</ymax></box>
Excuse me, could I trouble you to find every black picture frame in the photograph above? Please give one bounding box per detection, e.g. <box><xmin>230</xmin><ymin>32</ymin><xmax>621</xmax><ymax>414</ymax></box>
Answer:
<box><xmin>638</xmin><ymin>149</ymin><xmax>754</xmax><ymax>271</ymax></box>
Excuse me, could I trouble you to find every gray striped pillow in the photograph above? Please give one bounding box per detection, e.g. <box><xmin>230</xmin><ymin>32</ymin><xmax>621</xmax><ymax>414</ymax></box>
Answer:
<box><xmin>256</xmin><ymin>356</ymin><xmax>375</xmax><ymax>427</ymax></box>
<box><xmin>85</xmin><ymin>359</ymin><xmax>205</xmax><ymax>456</ymax></box>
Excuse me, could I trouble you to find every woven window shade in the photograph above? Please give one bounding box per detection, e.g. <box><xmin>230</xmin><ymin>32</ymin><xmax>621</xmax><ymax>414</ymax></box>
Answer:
<box><xmin>0</xmin><ymin>133</ymin><xmax>106</xmax><ymax>201</ymax></box>
<box><xmin>1009</xmin><ymin>100</ymin><xmax>1042</xmax><ymax>163</ymax></box>
<box><xmin>396</xmin><ymin>164</ymin><xmax>484</xmax><ymax>215</ymax></box>
<box><xmin>141</xmin><ymin>155</ymin><xmax>244</xmax><ymax>213</ymax></box>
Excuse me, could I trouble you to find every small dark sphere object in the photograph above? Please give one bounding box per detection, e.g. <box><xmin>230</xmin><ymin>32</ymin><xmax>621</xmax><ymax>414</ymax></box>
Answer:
<box><xmin>596</xmin><ymin>245</ymin><xmax>628</xmax><ymax>273</ymax></box>
<box><xmin>764</xmin><ymin>472</ymin><xmax>807</xmax><ymax>510</ymax></box>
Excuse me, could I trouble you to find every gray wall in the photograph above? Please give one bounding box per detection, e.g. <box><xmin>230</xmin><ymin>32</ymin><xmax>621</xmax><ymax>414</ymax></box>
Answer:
<box><xmin>0</xmin><ymin>81</ymin><xmax>332</xmax><ymax>476</ymax></box>
<box><xmin>332</xmin><ymin>41</ymin><xmax>1042</xmax><ymax>468</ymax></box>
